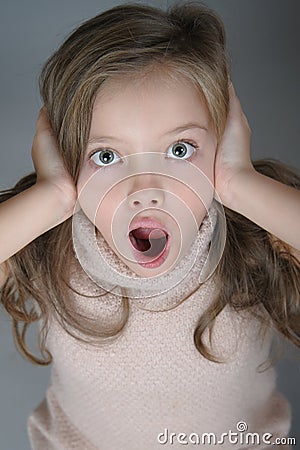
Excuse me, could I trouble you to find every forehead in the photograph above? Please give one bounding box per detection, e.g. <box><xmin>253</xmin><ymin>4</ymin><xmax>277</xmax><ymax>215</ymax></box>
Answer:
<box><xmin>90</xmin><ymin>73</ymin><xmax>211</xmax><ymax>137</ymax></box>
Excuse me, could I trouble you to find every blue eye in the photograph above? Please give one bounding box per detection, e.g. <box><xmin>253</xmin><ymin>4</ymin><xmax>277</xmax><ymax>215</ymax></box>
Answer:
<box><xmin>89</xmin><ymin>140</ymin><xmax>198</xmax><ymax>166</ymax></box>
<box><xmin>167</xmin><ymin>141</ymin><xmax>197</xmax><ymax>160</ymax></box>
<box><xmin>90</xmin><ymin>149</ymin><xmax>120</xmax><ymax>167</ymax></box>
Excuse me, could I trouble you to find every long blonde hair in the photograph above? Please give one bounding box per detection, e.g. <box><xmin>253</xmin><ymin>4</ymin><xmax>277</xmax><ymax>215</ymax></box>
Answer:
<box><xmin>1</xmin><ymin>2</ymin><xmax>299</xmax><ymax>365</ymax></box>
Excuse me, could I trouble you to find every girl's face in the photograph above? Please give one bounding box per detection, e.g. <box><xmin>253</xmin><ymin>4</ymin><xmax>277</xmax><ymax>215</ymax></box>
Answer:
<box><xmin>77</xmin><ymin>74</ymin><xmax>218</xmax><ymax>278</ymax></box>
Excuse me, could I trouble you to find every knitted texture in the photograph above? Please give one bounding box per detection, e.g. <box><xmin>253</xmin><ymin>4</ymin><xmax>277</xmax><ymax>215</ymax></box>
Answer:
<box><xmin>27</xmin><ymin>201</ymin><xmax>291</xmax><ymax>449</ymax></box>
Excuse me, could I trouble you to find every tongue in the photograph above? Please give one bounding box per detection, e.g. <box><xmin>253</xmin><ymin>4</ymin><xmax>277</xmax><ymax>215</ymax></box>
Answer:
<box><xmin>133</xmin><ymin>228</ymin><xmax>164</xmax><ymax>239</ymax></box>
<box><xmin>131</xmin><ymin>228</ymin><xmax>167</xmax><ymax>257</ymax></box>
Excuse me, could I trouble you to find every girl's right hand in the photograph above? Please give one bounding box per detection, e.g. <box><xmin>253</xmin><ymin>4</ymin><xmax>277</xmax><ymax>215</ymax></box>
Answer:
<box><xmin>31</xmin><ymin>107</ymin><xmax>77</xmax><ymax>216</ymax></box>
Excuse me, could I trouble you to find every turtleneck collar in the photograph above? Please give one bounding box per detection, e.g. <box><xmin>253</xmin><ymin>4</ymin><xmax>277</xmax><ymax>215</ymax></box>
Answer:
<box><xmin>72</xmin><ymin>199</ymin><xmax>225</xmax><ymax>312</ymax></box>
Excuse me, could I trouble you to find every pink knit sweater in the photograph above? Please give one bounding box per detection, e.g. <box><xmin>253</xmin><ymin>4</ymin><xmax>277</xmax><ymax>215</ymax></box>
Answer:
<box><xmin>27</xmin><ymin>203</ymin><xmax>291</xmax><ymax>449</ymax></box>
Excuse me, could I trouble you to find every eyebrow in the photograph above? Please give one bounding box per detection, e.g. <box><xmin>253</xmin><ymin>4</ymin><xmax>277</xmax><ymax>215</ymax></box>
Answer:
<box><xmin>165</xmin><ymin>122</ymin><xmax>208</xmax><ymax>135</ymax></box>
<box><xmin>87</xmin><ymin>122</ymin><xmax>208</xmax><ymax>145</ymax></box>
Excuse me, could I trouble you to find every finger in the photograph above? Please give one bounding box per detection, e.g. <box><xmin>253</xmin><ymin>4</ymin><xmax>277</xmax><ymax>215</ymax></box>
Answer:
<box><xmin>37</xmin><ymin>106</ymin><xmax>48</xmax><ymax>121</ymax></box>
<box><xmin>228</xmin><ymin>80</ymin><xmax>237</xmax><ymax>101</ymax></box>
<box><xmin>36</xmin><ymin>107</ymin><xmax>53</xmax><ymax>133</ymax></box>
<box><xmin>227</xmin><ymin>81</ymin><xmax>244</xmax><ymax>118</ymax></box>
<box><xmin>32</xmin><ymin>108</ymin><xmax>58</xmax><ymax>158</ymax></box>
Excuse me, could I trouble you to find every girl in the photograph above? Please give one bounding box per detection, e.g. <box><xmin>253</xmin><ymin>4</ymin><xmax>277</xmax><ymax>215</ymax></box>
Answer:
<box><xmin>0</xmin><ymin>2</ymin><xmax>300</xmax><ymax>449</ymax></box>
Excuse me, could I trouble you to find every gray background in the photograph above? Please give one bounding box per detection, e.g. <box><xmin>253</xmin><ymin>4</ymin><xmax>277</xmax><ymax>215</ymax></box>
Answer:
<box><xmin>0</xmin><ymin>0</ymin><xmax>299</xmax><ymax>449</ymax></box>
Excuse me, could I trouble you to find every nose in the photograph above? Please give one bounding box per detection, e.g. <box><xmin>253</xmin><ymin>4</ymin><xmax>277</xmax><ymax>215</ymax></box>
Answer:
<box><xmin>127</xmin><ymin>175</ymin><xmax>165</xmax><ymax>210</ymax></box>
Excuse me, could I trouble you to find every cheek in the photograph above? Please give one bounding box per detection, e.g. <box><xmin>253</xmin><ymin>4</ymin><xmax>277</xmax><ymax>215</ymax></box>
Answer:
<box><xmin>76</xmin><ymin>167</ymin><xmax>110</xmax><ymax>224</ymax></box>
<box><xmin>194</xmin><ymin>151</ymin><xmax>216</xmax><ymax>184</ymax></box>
<box><xmin>94</xmin><ymin>190</ymin><xmax>127</xmax><ymax>249</ymax></box>
<box><xmin>206</xmin><ymin>155</ymin><xmax>216</xmax><ymax>186</ymax></box>
<box><xmin>96</xmin><ymin>191</ymin><xmax>118</xmax><ymax>222</ymax></box>
<box><xmin>76</xmin><ymin>166</ymin><xmax>90</xmax><ymax>201</ymax></box>
<box><xmin>183</xmin><ymin>192</ymin><xmax>208</xmax><ymax>226</ymax></box>
<box><xmin>76</xmin><ymin>175</ymin><xmax>95</xmax><ymax>221</ymax></box>
<box><xmin>179</xmin><ymin>152</ymin><xmax>216</xmax><ymax>221</ymax></box>
<box><xmin>194</xmin><ymin>133</ymin><xmax>217</xmax><ymax>185</ymax></box>
<box><xmin>77</xmin><ymin>163</ymin><xmax>127</xmax><ymax>216</ymax></box>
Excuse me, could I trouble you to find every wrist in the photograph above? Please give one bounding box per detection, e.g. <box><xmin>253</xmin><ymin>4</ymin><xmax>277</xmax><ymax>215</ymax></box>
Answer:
<box><xmin>35</xmin><ymin>180</ymin><xmax>77</xmax><ymax>221</ymax></box>
<box><xmin>223</xmin><ymin>167</ymin><xmax>258</xmax><ymax>212</ymax></box>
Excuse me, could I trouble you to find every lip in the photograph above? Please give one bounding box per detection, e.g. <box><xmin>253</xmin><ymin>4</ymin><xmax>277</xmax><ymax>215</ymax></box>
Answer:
<box><xmin>128</xmin><ymin>217</ymin><xmax>171</xmax><ymax>268</ymax></box>
<box><xmin>128</xmin><ymin>217</ymin><xmax>169</xmax><ymax>235</ymax></box>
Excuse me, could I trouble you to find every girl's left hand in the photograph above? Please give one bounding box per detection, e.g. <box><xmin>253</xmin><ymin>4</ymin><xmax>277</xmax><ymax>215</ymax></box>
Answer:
<box><xmin>214</xmin><ymin>82</ymin><xmax>255</xmax><ymax>207</ymax></box>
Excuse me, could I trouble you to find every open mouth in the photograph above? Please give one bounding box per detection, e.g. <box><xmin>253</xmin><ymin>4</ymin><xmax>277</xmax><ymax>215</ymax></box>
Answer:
<box><xmin>129</xmin><ymin>228</ymin><xmax>168</xmax><ymax>258</ymax></box>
